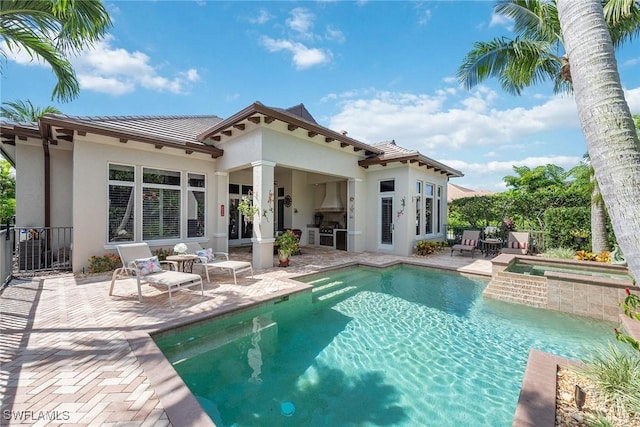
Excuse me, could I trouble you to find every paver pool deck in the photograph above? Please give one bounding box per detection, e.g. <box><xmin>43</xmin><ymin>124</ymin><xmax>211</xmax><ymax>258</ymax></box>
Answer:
<box><xmin>1</xmin><ymin>247</ymin><xmax>492</xmax><ymax>426</ymax></box>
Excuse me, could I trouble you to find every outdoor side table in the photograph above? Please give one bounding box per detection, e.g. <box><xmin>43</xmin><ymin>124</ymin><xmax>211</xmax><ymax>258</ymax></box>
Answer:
<box><xmin>166</xmin><ymin>254</ymin><xmax>198</xmax><ymax>273</ymax></box>
<box><xmin>481</xmin><ymin>239</ymin><xmax>502</xmax><ymax>258</ymax></box>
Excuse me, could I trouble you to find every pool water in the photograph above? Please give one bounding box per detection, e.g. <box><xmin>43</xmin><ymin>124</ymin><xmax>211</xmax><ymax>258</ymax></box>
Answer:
<box><xmin>155</xmin><ymin>265</ymin><xmax>616</xmax><ymax>427</ymax></box>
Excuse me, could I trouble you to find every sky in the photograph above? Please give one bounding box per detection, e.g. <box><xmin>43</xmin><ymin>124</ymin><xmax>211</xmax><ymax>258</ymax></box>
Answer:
<box><xmin>2</xmin><ymin>0</ymin><xmax>639</xmax><ymax>191</ymax></box>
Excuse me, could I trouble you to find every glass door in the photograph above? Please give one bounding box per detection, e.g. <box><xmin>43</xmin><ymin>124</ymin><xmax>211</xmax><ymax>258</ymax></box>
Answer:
<box><xmin>380</xmin><ymin>196</ymin><xmax>393</xmax><ymax>246</ymax></box>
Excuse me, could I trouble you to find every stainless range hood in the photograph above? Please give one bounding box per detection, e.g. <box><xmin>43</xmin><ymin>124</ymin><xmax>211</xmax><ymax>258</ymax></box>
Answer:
<box><xmin>317</xmin><ymin>182</ymin><xmax>344</xmax><ymax>213</ymax></box>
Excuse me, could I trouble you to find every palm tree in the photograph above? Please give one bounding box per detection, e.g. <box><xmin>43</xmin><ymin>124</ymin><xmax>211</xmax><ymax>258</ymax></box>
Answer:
<box><xmin>0</xmin><ymin>0</ymin><xmax>112</xmax><ymax>102</ymax></box>
<box><xmin>557</xmin><ymin>0</ymin><xmax>640</xmax><ymax>281</ymax></box>
<box><xmin>570</xmin><ymin>155</ymin><xmax>609</xmax><ymax>253</ymax></box>
<box><xmin>0</xmin><ymin>100</ymin><xmax>61</xmax><ymax>122</ymax></box>
<box><xmin>458</xmin><ymin>0</ymin><xmax>640</xmax><ymax>94</ymax></box>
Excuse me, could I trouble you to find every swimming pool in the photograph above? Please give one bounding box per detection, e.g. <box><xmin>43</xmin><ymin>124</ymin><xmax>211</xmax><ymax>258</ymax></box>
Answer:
<box><xmin>154</xmin><ymin>264</ymin><xmax>615</xmax><ymax>426</ymax></box>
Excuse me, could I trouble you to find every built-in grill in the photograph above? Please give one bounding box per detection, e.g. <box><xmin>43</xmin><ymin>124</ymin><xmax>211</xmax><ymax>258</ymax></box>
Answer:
<box><xmin>319</xmin><ymin>222</ymin><xmax>339</xmax><ymax>247</ymax></box>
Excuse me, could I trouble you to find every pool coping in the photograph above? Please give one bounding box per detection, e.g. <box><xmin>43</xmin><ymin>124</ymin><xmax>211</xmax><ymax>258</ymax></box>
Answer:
<box><xmin>512</xmin><ymin>349</ymin><xmax>581</xmax><ymax>427</ymax></box>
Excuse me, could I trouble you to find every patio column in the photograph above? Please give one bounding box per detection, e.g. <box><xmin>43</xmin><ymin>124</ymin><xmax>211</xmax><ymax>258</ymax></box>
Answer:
<box><xmin>348</xmin><ymin>178</ymin><xmax>365</xmax><ymax>252</ymax></box>
<box><xmin>251</xmin><ymin>160</ymin><xmax>276</xmax><ymax>269</ymax></box>
<box><xmin>212</xmin><ymin>171</ymin><xmax>229</xmax><ymax>252</ymax></box>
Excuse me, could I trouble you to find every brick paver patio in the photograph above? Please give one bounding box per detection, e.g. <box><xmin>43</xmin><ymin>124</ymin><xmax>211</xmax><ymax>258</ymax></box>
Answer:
<box><xmin>1</xmin><ymin>247</ymin><xmax>491</xmax><ymax>426</ymax></box>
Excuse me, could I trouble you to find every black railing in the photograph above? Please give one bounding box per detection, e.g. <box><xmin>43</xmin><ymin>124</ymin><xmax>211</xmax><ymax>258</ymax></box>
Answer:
<box><xmin>14</xmin><ymin>227</ymin><xmax>73</xmax><ymax>274</ymax></box>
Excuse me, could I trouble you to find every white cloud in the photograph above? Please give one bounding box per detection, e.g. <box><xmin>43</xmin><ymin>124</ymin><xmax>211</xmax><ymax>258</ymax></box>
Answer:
<box><xmin>0</xmin><ymin>41</ymin><xmax>48</xmax><ymax>66</ymax></box>
<box><xmin>2</xmin><ymin>36</ymin><xmax>200</xmax><ymax>96</ymax></box>
<box><xmin>260</xmin><ymin>37</ymin><xmax>331</xmax><ymax>70</ymax></box>
<box><xmin>287</xmin><ymin>8</ymin><xmax>315</xmax><ymax>36</ymax></box>
<box><xmin>73</xmin><ymin>36</ymin><xmax>199</xmax><ymax>95</ymax></box>
<box><xmin>624</xmin><ymin>87</ymin><xmax>640</xmax><ymax>113</ymax></box>
<box><xmin>325</xmin><ymin>26</ymin><xmax>346</xmax><ymax>43</ymax></box>
<box><xmin>489</xmin><ymin>12</ymin><xmax>513</xmax><ymax>28</ymax></box>
<box><xmin>249</xmin><ymin>8</ymin><xmax>272</xmax><ymax>25</ymax></box>
<box><xmin>328</xmin><ymin>88</ymin><xmax>580</xmax><ymax>151</ymax></box>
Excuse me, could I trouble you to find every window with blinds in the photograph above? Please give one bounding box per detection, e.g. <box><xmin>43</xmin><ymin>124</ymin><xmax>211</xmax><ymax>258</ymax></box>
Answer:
<box><xmin>142</xmin><ymin>168</ymin><xmax>181</xmax><ymax>240</ymax></box>
<box><xmin>108</xmin><ymin>164</ymin><xmax>135</xmax><ymax>242</ymax></box>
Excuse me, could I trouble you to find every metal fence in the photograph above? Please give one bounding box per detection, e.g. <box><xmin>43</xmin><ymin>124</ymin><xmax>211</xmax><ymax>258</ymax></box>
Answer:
<box><xmin>13</xmin><ymin>227</ymin><xmax>73</xmax><ymax>274</ymax></box>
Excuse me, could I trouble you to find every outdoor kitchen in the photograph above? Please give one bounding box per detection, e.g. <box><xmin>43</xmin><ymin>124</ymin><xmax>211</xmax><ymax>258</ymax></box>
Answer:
<box><xmin>307</xmin><ymin>181</ymin><xmax>347</xmax><ymax>251</ymax></box>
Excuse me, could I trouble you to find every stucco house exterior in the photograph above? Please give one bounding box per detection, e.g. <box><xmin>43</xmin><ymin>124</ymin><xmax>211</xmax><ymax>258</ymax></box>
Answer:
<box><xmin>0</xmin><ymin>102</ymin><xmax>462</xmax><ymax>272</ymax></box>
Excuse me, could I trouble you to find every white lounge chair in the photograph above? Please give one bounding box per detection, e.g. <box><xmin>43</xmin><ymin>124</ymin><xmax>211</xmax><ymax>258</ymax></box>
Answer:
<box><xmin>450</xmin><ymin>230</ymin><xmax>481</xmax><ymax>258</ymax></box>
<box><xmin>109</xmin><ymin>243</ymin><xmax>204</xmax><ymax>306</ymax></box>
<box><xmin>183</xmin><ymin>242</ymin><xmax>253</xmax><ymax>285</ymax></box>
<box><xmin>501</xmin><ymin>232</ymin><xmax>530</xmax><ymax>255</ymax></box>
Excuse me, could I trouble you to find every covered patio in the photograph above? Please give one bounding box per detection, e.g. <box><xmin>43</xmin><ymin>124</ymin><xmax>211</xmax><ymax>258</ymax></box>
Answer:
<box><xmin>1</xmin><ymin>247</ymin><xmax>490</xmax><ymax>426</ymax></box>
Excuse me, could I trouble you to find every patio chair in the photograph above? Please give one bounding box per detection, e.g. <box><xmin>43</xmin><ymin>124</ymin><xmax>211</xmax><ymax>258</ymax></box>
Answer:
<box><xmin>183</xmin><ymin>242</ymin><xmax>253</xmax><ymax>285</ymax></box>
<box><xmin>450</xmin><ymin>230</ymin><xmax>480</xmax><ymax>258</ymax></box>
<box><xmin>501</xmin><ymin>232</ymin><xmax>530</xmax><ymax>255</ymax></box>
<box><xmin>108</xmin><ymin>243</ymin><xmax>204</xmax><ymax>307</ymax></box>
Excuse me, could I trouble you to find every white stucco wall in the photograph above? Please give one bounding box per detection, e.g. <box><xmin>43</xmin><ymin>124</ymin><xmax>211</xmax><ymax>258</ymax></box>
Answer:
<box><xmin>50</xmin><ymin>142</ymin><xmax>73</xmax><ymax>228</ymax></box>
<box><xmin>15</xmin><ymin>140</ymin><xmax>45</xmax><ymax>228</ymax></box>
<box><xmin>71</xmin><ymin>136</ymin><xmax>217</xmax><ymax>273</ymax></box>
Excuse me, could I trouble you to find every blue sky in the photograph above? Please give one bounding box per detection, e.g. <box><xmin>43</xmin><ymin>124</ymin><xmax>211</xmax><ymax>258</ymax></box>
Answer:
<box><xmin>2</xmin><ymin>1</ymin><xmax>639</xmax><ymax>191</ymax></box>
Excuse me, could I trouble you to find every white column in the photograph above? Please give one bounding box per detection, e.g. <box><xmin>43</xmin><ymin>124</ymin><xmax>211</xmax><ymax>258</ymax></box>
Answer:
<box><xmin>212</xmin><ymin>171</ymin><xmax>228</xmax><ymax>252</ymax></box>
<box><xmin>251</xmin><ymin>160</ymin><xmax>276</xmax><ymax>269</ymax></box>
<box><xmin>348</xmin><ymin>178</ymin><xmax>365</xmax><ymax>252</ymax></box>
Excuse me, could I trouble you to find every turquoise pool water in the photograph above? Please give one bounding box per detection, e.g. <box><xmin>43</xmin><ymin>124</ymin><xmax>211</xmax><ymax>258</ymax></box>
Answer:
<box><xmin>155</xmin><ymin>265</ymin><xmax>616</xmax><ymax>427</ymax></box>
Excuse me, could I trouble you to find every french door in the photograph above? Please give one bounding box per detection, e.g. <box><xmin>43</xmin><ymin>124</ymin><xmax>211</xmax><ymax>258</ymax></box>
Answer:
<box><xmin>380</xmin><ymin>195</ymin><xmax>394</xmax><ymax>247</ymax></box>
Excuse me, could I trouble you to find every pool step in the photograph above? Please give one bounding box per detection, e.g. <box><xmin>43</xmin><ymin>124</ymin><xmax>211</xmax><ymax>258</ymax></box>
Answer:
<box><xmin>483</xmin><ymin>271</ymin><xmax>548</xmax><ymax>308</ymax></box>
<box><xmin>311</xmin><ymin>270</ymin><xmax>373</xmax><ymax>303</ymax></box>
<box><xmin>167</xmin><ymin>315</ymin><xmax>278</xmax><ymax>365</ymax></box>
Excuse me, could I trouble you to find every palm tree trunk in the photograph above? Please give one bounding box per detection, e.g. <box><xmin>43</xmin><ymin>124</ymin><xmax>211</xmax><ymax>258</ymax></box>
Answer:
<box><xmin>591</xmin><ymin>200</ymin><xmax>609</xmax><ymax>254</ymax></box>
<box><xmin>557</xmin><ymin>0</ymin><xmax>640</xmax><ymax>282</ymax></box>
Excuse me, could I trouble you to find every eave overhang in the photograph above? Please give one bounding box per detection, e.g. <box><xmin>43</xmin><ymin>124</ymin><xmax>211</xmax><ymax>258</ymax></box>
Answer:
<box><xmin>197</xmin><ymin>102</ymin><xmax>384</xmax><ymax>157</ymax></box>
<box><xmin>39</xmin><ymin>116</ymin><xmax>224</xmax><ymax>158</ymax></box>
<box><xmin>358</xmin><ymin>153</ymin><xmax>463</xmax><ymax>177</ymax></box>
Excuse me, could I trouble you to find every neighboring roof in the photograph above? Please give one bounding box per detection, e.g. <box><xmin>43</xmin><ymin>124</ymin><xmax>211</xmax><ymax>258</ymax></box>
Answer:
<box><xmin>39</xmin><ymin>114</ymin><xmax>225</xmax><ymax>157</ymax></box>
<box><xmin>447</xmin><ymin>183</ymin><xmax>495</xmax><ymax>202</ymax></box>
<box><xmin>197</xmin><ymin>102</ymin><xmax>384</xmax><ymax>156</ymax></box>
<box><xmin>358</xmin><ymin>140</ymin><xmax>464</xmax><ymax>178</ymax></box>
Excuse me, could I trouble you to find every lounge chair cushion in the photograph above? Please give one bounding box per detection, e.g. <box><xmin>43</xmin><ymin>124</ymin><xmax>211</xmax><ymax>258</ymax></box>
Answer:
<box><xmin>462</xmin><ymin>239</ymin><xmax>477</xmax><ymax>246</ymax></box>
<box><xmin>509</xmin><ymin>241</ymin><xmax>528</xmax><ymax>250</ymax></box>
<box><xmin>196</xmin><ymin>248</ymin><xmax>216</xmax><ymax>262</ymax></box>
<box><xmin>133</xmin><ymin>256</ymin><xmax>163</xmax><ymax>275</ymax></box>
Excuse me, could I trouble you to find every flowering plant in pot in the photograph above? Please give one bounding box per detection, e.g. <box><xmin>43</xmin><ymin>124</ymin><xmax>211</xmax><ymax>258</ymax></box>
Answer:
<box><xmin>275</xmin><ymin>230</ymin><xmax>299</xmax><ymax>267</ymax></box>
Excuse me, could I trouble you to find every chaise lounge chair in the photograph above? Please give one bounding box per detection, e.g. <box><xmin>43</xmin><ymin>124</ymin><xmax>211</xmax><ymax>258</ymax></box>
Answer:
<box><xmin>501</xmin><ymin>232</ymin><xmax>530</xmax><ymax>255</ymax></box>
<box><xmin>450</xmin><ymin>230</ymin><xmax>481</xmax><ymax>258</ymax></box>
<box><xmin>109</xmin><ymin>243</ymin><xmax>204</xmax><ymax>307</ymax></box>
<box><xmin>183</xmin><ymin>242</ymin><xmax>253</xmax><ymax>285</ymax></box>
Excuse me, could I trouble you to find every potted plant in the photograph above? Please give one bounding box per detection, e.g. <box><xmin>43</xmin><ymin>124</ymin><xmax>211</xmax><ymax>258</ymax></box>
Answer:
<box><xmin>237</xmin><ymin>194</ymin><xmax>259</xmax><ymax>224</ymax></box>
<box><xmin>275</xmin><ymin>229</ymin><xmax>299</xmax><ymax>267</ymax></box>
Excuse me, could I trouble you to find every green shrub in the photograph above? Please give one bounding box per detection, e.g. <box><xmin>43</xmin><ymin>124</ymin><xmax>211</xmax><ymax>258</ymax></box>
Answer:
<box><xmin>88</xmin><ymin>253</ymin><xmax>121</xmax><ymax>273</ymax></box>
<box><xmin>414</xmin><ymin>240</ymin><xmax>441</xmax><ymax>256</ymax></box>
<box><xmin>541</xmin><ymin>247</ymin><xmax>576</xmax><ymax>259</ymax></box>
<box><xmin>581</xmin><ymin>343</ymin><xmax>640</xmax><ymax>419</ymax></box>
<box><xmin>544</xmin><ymin>207</ymin><xmax>590</xmax><ymax>249</ymax></box>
